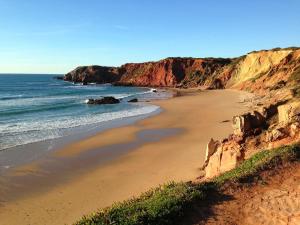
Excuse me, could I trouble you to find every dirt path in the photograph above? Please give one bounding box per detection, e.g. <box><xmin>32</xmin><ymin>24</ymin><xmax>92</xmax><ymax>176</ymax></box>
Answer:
<box><xmin>182</xmin><ymin>162</ymin><xmax>300</xmax><ymax>225</ymax></box>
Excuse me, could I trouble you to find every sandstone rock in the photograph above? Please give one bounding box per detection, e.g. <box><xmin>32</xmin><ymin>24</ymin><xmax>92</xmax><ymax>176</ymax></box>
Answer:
<box><xmin>290</xmin><ymin>122</ymin><xmax>300</xmax><ymax>137</ymax></box>
<box><xmin>86</xmin><ymin>97</ymin><xmax>120</xmax><ymax>105</ymax></box>
<box><xmin>205</xmin><ymin>147</ymin><xmax>222</xmax><ymax>178</ymax></box>
<box><xmin>232</xmin><ymin>111</ymin><xmax>266</xmax><ymax>137</ymax></box>
<box><xmin>233</xmin><ymin>114</ymin><xmax>252</xmax><ymax>136</ymax></box>
<box><xmin>278</xmin><ymin>101</ymin><xmax>300</xmax><ymax>125</ymax></box>
<box><xmin>266</xmin><ymin>127</ymin><xmax>287</xmax><ymax>142</ymax></box>
<box><xmin>219</xmin><ymin>141</ymin><xmax>243</xmax><ymax>174</ymax></box>
<box><xmin>228</xmin><ymin>134</ymin><xmax>245</xmax><ymax>144</ymax></box>
<box><xmin>205</xmin><ymin>139</ymin><xmax>243</xmax><ymax>179</ymax></box>
<box><xmin>204</xmin><ymin>138</ymin><xmax>220</xmax><ymax>164</ymax></box>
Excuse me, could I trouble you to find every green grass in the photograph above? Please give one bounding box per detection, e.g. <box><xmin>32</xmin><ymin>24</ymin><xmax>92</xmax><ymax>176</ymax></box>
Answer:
<box><xmin>76</xmin><ymin>182</ymin><xmax>204</xmax><ymax>225</ymax></box>
<box><xmin>75</xmin><ymin>144</ymin><xmax>299</xmax><ymax>225</ymax></box>
<box><xmin>214</xmin><ymin>144</ymin><xmax>299</xmax><ymax>185</ymax></box>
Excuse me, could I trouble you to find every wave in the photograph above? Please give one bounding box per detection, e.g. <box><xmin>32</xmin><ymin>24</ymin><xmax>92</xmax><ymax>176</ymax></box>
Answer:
<box><xmin>0</xmin><ymin>101</ymin><xmax>79</xmax><ymax>117</ymax></box>
<box><xmin>109</xmin><ymin>90</ymin><xmax>154</xmax><ymax>100</ymax></box>
<box><xmin>63</xmin><ymin>83</ymin><xmax>110</xmax><ymax>90</ymax></box>
<box><xmin>2</xmin><ymin>88</ymin><xmax>150</xmax><ymax>105</ymax></box>
<box><xmin>0</xmin><ymin>104</ymin><xmax>159</xmax><ymax>151</ymax></box>
<box><xmin>0</xmin><ymin>94</ymin><xmax>24</xmax><ymax>100</ymax></box>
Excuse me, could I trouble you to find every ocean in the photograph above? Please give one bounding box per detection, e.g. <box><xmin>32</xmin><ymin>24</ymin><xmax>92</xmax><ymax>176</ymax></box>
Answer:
<box><xmin>0</xmin><ymin>74</ymin><xmax>167</xmax><ymax>152</ymax></box>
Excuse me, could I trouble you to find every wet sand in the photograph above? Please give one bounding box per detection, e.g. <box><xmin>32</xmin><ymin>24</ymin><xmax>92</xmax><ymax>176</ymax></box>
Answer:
<box><xmin>0</xmin><ymin>89</ymin><xmax>252</xmax><ymax>225</ymax></box>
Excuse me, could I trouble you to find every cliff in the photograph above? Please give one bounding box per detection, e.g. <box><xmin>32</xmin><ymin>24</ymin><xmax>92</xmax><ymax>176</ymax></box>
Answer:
<box><xmin>219</xmin><ymin>47</ymin><xmax>300</xmax><ymax>94</ymax></box>
<box><xmin>64</xmin><ymin>47</ymin><xmax>300</xmax><ymax>92</ymax></box>
<box><xmin>64</xmin><ymin>57</ymin><xmax>232</xmax><ymax>87</ymax></box>
<box><xmin>64</xmin><ymin>65</ymin><xmax>121</xmax><ymax>85</ymax></box>
<box><xmin>201</xmin><ymin>47</ymin><xmax>300</xmax><ymax>180</ymax></box>
<box><xmin>117</xmin><ymin>57</ymin><xmax>231</xmax><ymax>87</ymax></box>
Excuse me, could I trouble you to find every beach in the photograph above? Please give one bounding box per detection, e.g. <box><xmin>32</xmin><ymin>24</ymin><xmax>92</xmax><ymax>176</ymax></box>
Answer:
<box><xmin>0</xmin><ymin>89</ymin><xmax>251</xmax><ymax>225</ymax></box>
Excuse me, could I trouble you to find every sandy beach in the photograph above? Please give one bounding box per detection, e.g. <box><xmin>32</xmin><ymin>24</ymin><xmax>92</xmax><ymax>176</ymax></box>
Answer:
<box><xmin>0</xmin><ymin>89</ymin><xmax>251</xmax><ymax>225</ymax></box>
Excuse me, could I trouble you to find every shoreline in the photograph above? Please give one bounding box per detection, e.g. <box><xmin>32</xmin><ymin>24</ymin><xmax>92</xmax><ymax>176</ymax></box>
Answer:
<box><xmin>0</xmin><ymin>89</ymin><xmax>253</xmax><ymax>225</ymax></box>
<box><xmin>0</xmin><ymin>107</ymin><xmax>162</xmax><ymax>173</ymax></box>
<box><xmin>0</xmin><ymin>87</ymin><xmax>174</xmax><ymax>173</ymax></box>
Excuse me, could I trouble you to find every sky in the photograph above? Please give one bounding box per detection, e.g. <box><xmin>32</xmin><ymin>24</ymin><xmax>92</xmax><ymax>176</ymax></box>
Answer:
<box><xmin>0</xmin><ymin>0</ymin><xmax>299</xmax><ymax>74</ymax></box>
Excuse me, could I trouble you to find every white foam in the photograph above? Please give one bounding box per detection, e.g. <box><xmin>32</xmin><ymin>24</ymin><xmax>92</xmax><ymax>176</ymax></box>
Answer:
<box><xmin>0</xmin><ymin>104</ymin><xmax>159</xmax><ymax>151</ymax></box>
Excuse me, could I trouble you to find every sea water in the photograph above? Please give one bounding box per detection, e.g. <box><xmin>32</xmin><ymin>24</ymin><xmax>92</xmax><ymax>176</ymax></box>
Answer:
<box><xmin>0</xmin><ymin>74</ymin><xmax>167</xmax><ymax>151</ymax></box>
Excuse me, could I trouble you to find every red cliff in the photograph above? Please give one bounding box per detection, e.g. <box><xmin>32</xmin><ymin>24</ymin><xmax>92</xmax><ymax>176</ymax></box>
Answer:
<box><xmin>64</xmin><ymin>57</ymin><xmax>232</xmax><ymax>87</ymax></box>
<box><xmin>64</xmin><ymin>47</ymin><xmax>300</xmax><ymax>92</ymax></box>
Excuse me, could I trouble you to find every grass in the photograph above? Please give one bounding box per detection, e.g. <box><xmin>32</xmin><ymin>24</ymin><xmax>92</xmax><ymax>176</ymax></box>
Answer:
<box><xmin>214</xmin><ymin>144</ymin><xmax>299</xmax><ymax>185</ymax></box>
<box><xmin>75</xmin><ymin>144</ymin><xmax>299</xmax><ymax>225</ymax></box>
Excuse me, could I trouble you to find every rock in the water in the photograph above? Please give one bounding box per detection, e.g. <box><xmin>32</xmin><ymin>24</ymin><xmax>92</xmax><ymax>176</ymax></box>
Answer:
<box><xmin>128</xmin><ymin>98</ymin><xmax>138</xmax><ymax>103</ymax></box>
<box><xmin>151</xmin><ymin>88</ymin><xmax>157</xmax><ymax>93</ymax></box>
<box><xmin>54</xmin><ymin>76</ymin><xmax>64</xmax><ymax>80</ymax></box>
<box><xmin>86</xmin><ymin>97</ymin><xmax>120</xmax><ymax>105</ymax></box>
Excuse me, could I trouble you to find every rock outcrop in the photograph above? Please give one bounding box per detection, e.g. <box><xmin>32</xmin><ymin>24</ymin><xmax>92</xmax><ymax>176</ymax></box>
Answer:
<box><xmin>265</xmin><ymin>127</ymin><xmax>287</xmax><ymax>142</ymax></box>
<box><xmin>128</xmin><ymin>98</ymin><xmax>138</xmax><ymax>103</ymax></box>
<box><xmin>204</xmin><ymin>138</ymin><xmax>220</xmax><ymax>164</ymax></box>
<box><xmin>64</xmin><ymin>66</ymin><xmax>121</xmax><ymax>84</ymax></box>
<box><xmin>278</xmin><ymin>101</ymin><xmax>300</xmax><ymax>125</ymax></box>
<box><xmin>205</xmin><ymin>136</ymin><xmax>244</xmax><ymax>178</ymax></box>
<box><xmin>232</xmin><ymin>111</ymin><xmax>266</xmax><ymax>137</ymax></box>
<box><xmin>54</xmin><ymin>76</ymin><xmax>64</xmax><ymax>80</ymax></box>
<box><xmin>264</xmin><ymin>101</ymin><xmax>300</xmax><ymax>145</ymax></box>
<box><xmin>86</xmin><ymin>97</ymin><xmax>120</xmax><ymax>104</ymax></box>
<box><xmin>204</xmin><ymin>100</ymin><xmax>300</xmax><ymax>179</ymax></box>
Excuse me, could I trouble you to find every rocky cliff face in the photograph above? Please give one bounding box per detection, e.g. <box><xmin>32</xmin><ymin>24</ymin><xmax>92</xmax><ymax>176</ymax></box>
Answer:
<box><xmin>64</xmin><ymin>65</ymin><xmax>121</xmax><ymax>84</ymax></box>
<box><xmin>218</xmin><ymin>47</ymin><xmax>300</xmax><ymax>94</ymax></box>
<box><xmin>117</xmin><ymin>57</ymin><xmax>231</xmax><ymax>87</ymax></box>
<box><xmin>64</xmin><ymin>47</ymin><xmax>300</xmax><ymax>92</ymax></box>
<box><xmin>64</xmin><ymin>57</ymin><xmax>232</xmax><ymax>87</ymax></box>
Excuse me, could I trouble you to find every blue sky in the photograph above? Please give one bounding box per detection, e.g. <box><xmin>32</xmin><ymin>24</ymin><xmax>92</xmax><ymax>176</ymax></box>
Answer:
<box><xmin>0</xmin><ymin>0</ymin><xmax>299</xmax><ymax>74</ymax></box>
